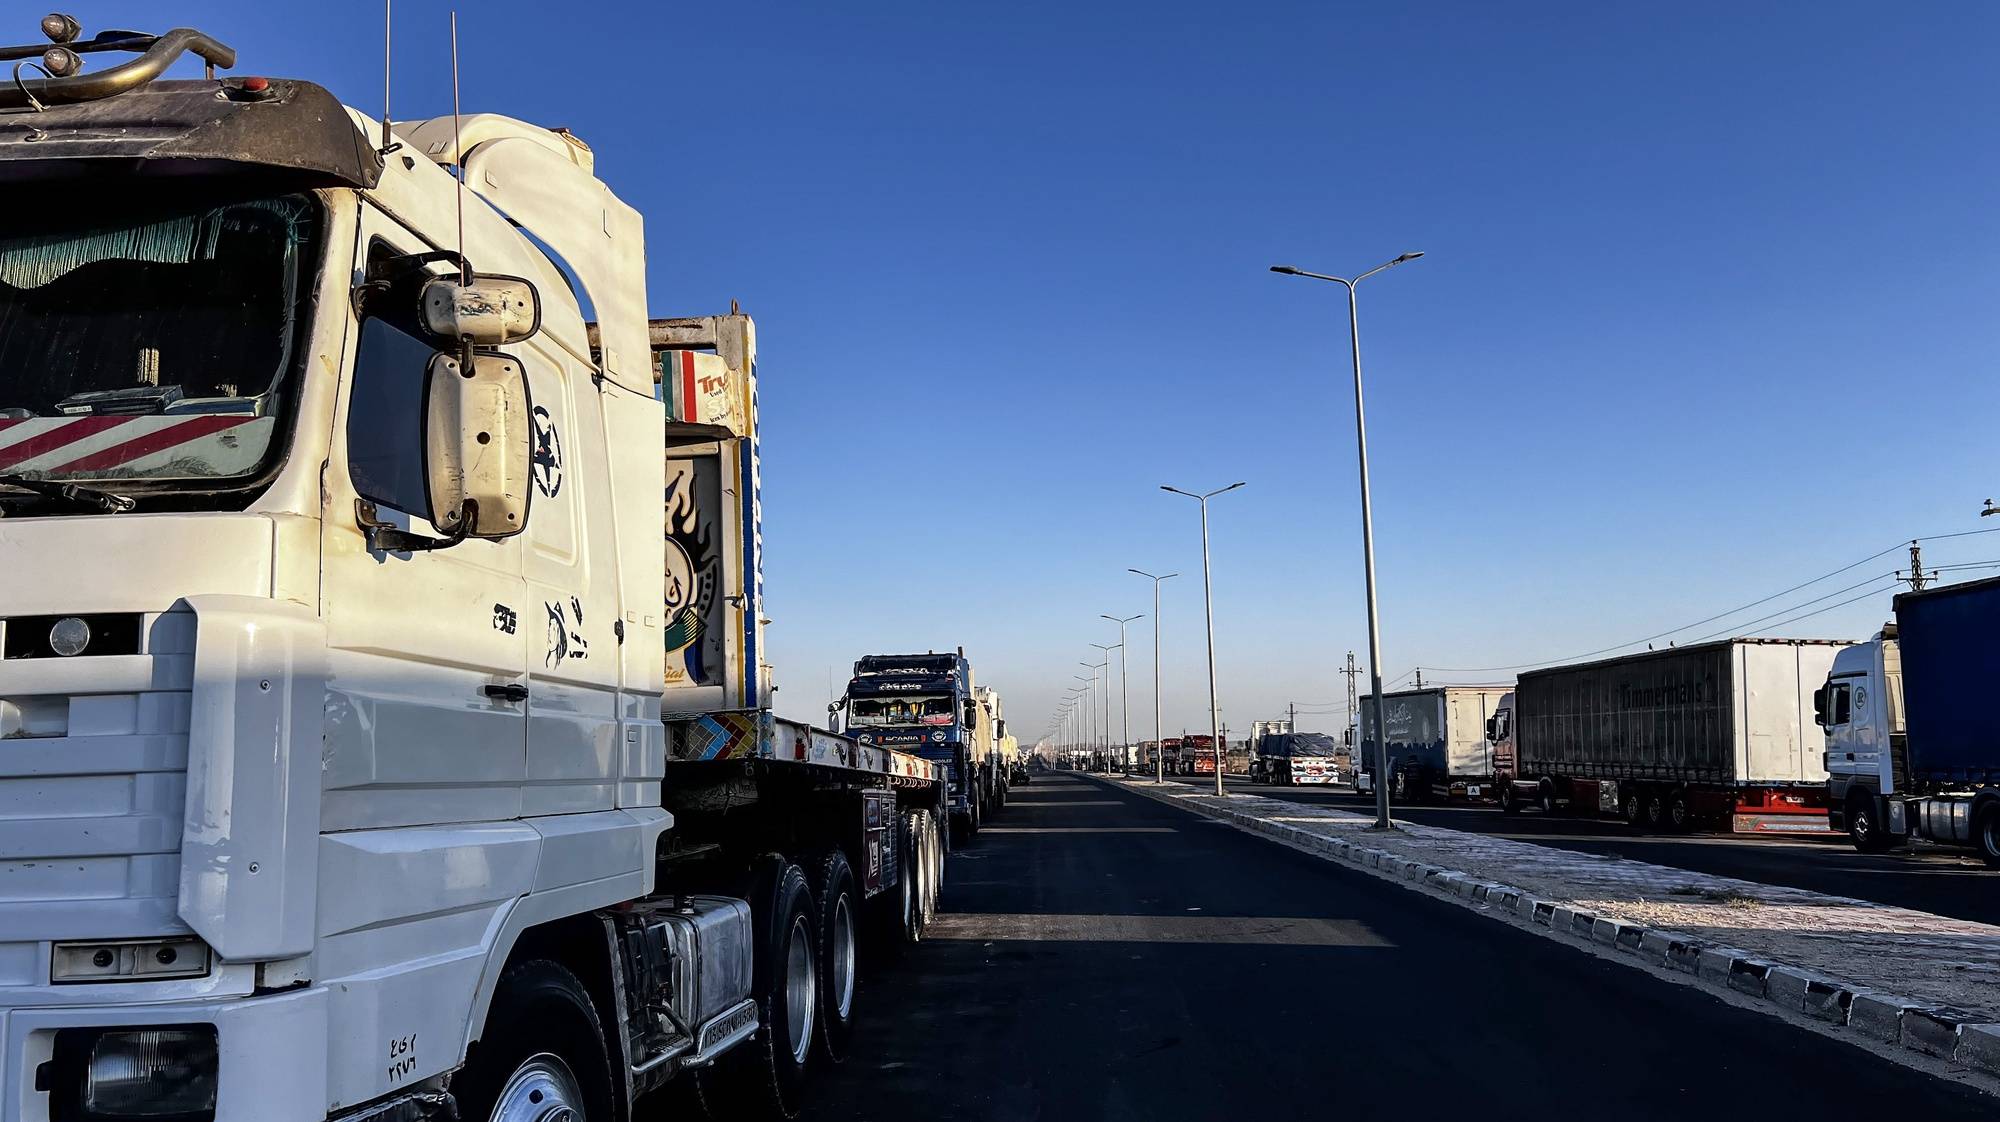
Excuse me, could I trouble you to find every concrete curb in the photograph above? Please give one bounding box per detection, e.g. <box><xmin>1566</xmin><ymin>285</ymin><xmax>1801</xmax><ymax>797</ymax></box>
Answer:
<box><xmin>1097</xmin><ymin>774</ymin><xmax>2000</xmax><ymax>1086</ymax></box>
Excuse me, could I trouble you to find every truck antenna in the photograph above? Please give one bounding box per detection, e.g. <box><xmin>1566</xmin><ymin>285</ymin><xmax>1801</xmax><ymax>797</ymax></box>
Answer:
<box><xmin>377</xmin><ymin>0</ymin><xmax>401</xmax><ymax>156</ymax></box>
<box><xmin>449</xmin><ymin>10</ymin><xmax>468</xmax><ymax>284</ymax></box>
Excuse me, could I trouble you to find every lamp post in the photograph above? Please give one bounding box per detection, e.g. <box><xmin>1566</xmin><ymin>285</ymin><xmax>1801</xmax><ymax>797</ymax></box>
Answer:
<box><xmin>1127</xmin><ymin>570</ymin><xmax>1178</xmax><ymax>784</ymax></box>
<box><xmin>1091</xmin><ymin>642</ymin><xmax>1122</xmax><ymax>769</ymax></box>
<box><xmin>1079</xmin><ymin>659</ymin><xmax>1108</xmax><ymax>770</ymax></box>
<box><xmin>1161</xmin><ymin>481</ymin><xmax>1246</xmax><ymax>797</ymax></box>
<box><xmin>1101</xmin><ymin>614</ymin><xmax>1142</xmax><ymax>775</ymax></box>
<box><xmin>1073</xmin><ymin>674</ymin><xmax>1096</xmax><ymax>769</ymax></box>
<box><xmin>1270</xmin><ymin>251</ymin><xmax>1423</xmax><ymax>829</ymax></box>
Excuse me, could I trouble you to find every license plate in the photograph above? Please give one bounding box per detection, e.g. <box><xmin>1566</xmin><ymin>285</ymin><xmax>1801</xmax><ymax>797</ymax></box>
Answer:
<box><xmin>1466</xmin><ymin>785</ymin><xmax>1481</xmax><ymax>797</ymax></box>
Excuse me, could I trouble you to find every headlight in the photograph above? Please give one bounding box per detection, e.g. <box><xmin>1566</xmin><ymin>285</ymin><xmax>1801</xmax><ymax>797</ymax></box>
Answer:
<box><xmin>58</xmin><ymin>1027</ymin><xmax>218</xmax><ymax>1121</ymax></box>
<box><xmin>48</xmin><ymin>616</ymin><xmax>91</xmax><ymax>657</ymax></box>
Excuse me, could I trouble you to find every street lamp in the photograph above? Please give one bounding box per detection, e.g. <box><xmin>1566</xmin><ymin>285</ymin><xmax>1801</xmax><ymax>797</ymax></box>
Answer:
<box><xmin>1270</xmin><ymin>251</ymin><xmax>1424</xmax><ymax>829</ymax></box>
<box><xmin>1161</xmin><ymin>481</ymin><xmax>1246</xmax><ymax>797</ymax></box>
<box><xmin>1127</xmin><ymin>570</ymin><xmax>1178</xmax><ymax>784</ymax></box>
<box><xmin>1101</xmin><ymin>614</ymin><xmax>1142</xmax><ymax>775</ymax></box>
<box><xmin>1090</xmin><ymin>642</ymin><xmax>1121</xmax><ymax>769</ymax></box>
<box><xmin>1079</xmin><ymin>658</ymin><xmax>1109</xmax><ymax>769</ymax></box>
<box><xmin>1073</xmin><ymin>673</ymin><xmax>1096</xmax><ymax>768</ymax></box>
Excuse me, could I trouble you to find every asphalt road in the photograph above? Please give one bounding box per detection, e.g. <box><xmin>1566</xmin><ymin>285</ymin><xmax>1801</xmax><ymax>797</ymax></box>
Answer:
<box><xmin>1161</xmin><ymin>774</ymin><xmax>2000</xmax><ymax>927</ymax></box>
<box><xmin>803</xmin><ymin>771</ymin><xmax>1987</xmax><ymax>1121</ymax></box>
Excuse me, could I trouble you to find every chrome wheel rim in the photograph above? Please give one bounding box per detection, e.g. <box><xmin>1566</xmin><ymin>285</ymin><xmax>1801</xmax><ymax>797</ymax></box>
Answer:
<box><xmin>831</xmin><ymin>895</ymin><xmax>856</xmax><ymax>1019</ymax></box>
<box><xmin>491</xmin><ymin>1053</ymin><xmax>585</xmax><ymax>1122</ymax></box>
<box><xmin>784</xmin><ymin>913</ymin><xmax>816</xmax><ymax>1065</ymax></box>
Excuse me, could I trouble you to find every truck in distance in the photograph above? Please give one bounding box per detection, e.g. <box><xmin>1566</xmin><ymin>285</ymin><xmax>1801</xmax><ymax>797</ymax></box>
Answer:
<box><xmin>1822</xmin><ymin>576</ymin><xmax>2000</xmax><ymax>862</ymax></box>
<box><xmin>1251</xmin><ymin>732</ymin><xmax>1344</xmax><ymax>785</ymax></box>
<box><xmin>842</xmin><ymin>650</ymin><xmax>995</xmax><ymax>842</ymax></box>
<box><xmin>0</xmin><ymin>19</ymin><xmax>949</xmax><ymax>1122</ymax></box>
<box><xmin>1357</xmin><ymin>686</ymin><xmax>1511</xmax><ymax>801</ymax></box>
<box><xmin>1496</xmin><ymin>638</ymin><xmax>1846</xmax><ymax>832</ymax></box>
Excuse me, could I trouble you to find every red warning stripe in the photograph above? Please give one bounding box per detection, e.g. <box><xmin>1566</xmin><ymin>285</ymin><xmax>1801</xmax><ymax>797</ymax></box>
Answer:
<box><xmin>680</xmin><ymin>351</ymin><xmax>697</xmax><ymax>422</ymax></box>
<box><xmin>51</xmin><ymin>416</ymin><xmax>249</xmax><ymax>473</ymax></box>
<box><xmin>0</xmin><ymin>416</ymin><xmax>126</xmax><ymax>469</ymax></box>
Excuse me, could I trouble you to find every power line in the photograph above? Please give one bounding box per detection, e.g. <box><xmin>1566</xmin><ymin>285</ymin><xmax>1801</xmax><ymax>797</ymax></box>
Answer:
<box><xmin>1417</xmin><ymin>527</ymin><xmax>2000</xmax><ymax>674</ymax></box>
<box><xmin>1684</xmin><ymin>570</ymin><xmax>1898</xmax><ymax>644</ymax></box>
<box><xmin>1735</xmin><ymin>580</ymin><xmax>1905</xmax><ymax>636</ymax></box>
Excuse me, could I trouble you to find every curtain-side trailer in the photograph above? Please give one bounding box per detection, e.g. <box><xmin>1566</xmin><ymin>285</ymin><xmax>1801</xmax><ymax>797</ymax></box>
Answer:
<box><xmin>1498</xmin><ymin>638</ymin><xmax>1847</xmax><ymax>833</ymax></box>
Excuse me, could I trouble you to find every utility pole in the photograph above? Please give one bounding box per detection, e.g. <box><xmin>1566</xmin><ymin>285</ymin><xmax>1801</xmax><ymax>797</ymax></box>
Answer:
<box><xmin>1288</xmin><ymin>701</ymin><xmax>1297</xmax><ymax>732</ymax></box>
<box><xmin>1414</xmin><ymin>668</ymin><xmax>1423</xmax><ymax>689</ymax></box>
<box><xmin>1907</xmin><ymin>541</ymin><xmax>1928</xmax><ymax>591</ymax></box>
<box><xmin>1343</xmin><ymin>652</ymin><xmax>1359</xmax><ymax>743</ymax></box>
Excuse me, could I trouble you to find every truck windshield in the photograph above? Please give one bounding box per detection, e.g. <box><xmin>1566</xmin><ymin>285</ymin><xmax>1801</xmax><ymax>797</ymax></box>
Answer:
<box><xmin>0</xmin><ymin>192</ymin><xmax>320</xmax><ymax>493</ymax></box>
<box><xmin>850</xmin><ymin>695</ymin><xmax>956</xmax><ymax>727</ymax></box>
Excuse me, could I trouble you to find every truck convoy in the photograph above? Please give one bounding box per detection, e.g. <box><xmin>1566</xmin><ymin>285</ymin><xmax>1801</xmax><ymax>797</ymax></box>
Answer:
<box><xmin>1493</xmin><ymin>639</ymin><xmax>1845</xmax><ymax>832</ymax></box>
<box><xmin>1357</xmin><ymin>686</ymin><xmax>1510</xmax><ymax>801</ymax></box>
<box><xmin>0</xmin><ymin>20</ymin><xmax>950</xmax><ymax>1122</ymax></box>
<box><xmin>1822</xmin><ymin>577</ymin><xmax>2000</xmax><ymax>861</ymax></box>
<box><xmin>843</xmin><ymin>650</ymin><xmax>1010</xmax><ymax>842</ymax></box>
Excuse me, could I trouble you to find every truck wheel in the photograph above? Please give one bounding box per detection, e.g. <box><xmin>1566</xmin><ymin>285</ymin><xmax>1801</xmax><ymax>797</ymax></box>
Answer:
<box><xmin>695</xmin><ymin>860</ymin><xmax>819</xmax><ymax>1120</ymax></box>
<box><xmin>872</xmin><ymin>817</ymin><xmax>919</xmax><ymax>952</ymax></box>
<box><xmin>1621</xmin><ymin>789</ymin><xmax>1644</xmax><ymax>827</ymax></box>
<box><xmin>1536</xmin><ymin>783</ymin><xmax>1556</xmax><ymax>815</ymax></box>
<box><xmin>452</xmin><ymin>959</ymin><xmax>616</xmax><ymax>1122</ymax></box>
<box><xmin>1500</xmin><ymin>785</ymin><xmax>1521</xmax><ymax>815</ymax></box>
<box><xmin>1642</xmin><ymin>791</ymin><xmax>1667</xmax><ymax>830</ymax></box>
<box><xmin>1847</xmin><ymin>795</ymin><xmax>1893</xmax><ymax>854</ymax></box>
<box><xmin>808</xmin><ymin>849</ymin><xmax>859</xmax><ymax>1065</ymax></box>
<box><xmin>1666</xmin><ymin>789</ymin><xmax>1694</xmax><ymax>833</ymax></box>
<box><xmin>1977</xmin><ymin>804</ymin><xmax>2000</xmax><ymax>869</ymax></box>
<box><xmin>1389</xmin><ymin>769</ymin><xmax>1409</xmax><ymax>801</ymax></box>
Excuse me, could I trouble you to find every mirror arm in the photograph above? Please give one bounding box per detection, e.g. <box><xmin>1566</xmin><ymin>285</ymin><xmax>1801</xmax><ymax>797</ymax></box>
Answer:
<box><xmin>356</xmin><ymin>497</ymin><xmax>475</xmax><ymax>554</ymax></box>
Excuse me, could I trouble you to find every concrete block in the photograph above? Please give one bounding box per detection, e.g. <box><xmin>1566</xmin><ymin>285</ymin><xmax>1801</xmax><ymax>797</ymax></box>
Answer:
<box><xmin>1766</xmin><ymin>966</ymin><xmax>1823</xmax><ymax>1012</ymax></box>
<box><xmin>1803</xmin><ymin>979</ymin><xmax>1862</xmax><ymax>1024</ymax></box>
<box><xmin>1955</xmin><ymin>1023</ymin><xmax>2000</xmax><ymax>1077</ymax></box>
<box><xmin>1570</xmin><ymin>910</ymin><xmax>1598</xmax><ymax>939</ymax></box>
<box><xmin>1696</xmin><ymin>947</ymin><xmax>1738</xmax><ymax>985</ymax></box>
<box><xmin>1664</xmin><ymin>939</ymin><xmax>1704</xmax><ymax>975</ymax></box>
<box><xmin>1850</xmin><ymin>992</ymin><xmax>1921</xmax><ymax>1044</ymax></box>
<box><xmin>1531</xmin><ymin>900</ymin><xmax>1556</xmax><ymax>926</ymax></box>
<box><xmin>1725</xmin><ymin>959</ymin><xmax>1770</xmax><ymax>998</ymax></box>
<box><xmin>1902</xmin><ymin>1006</ymin><xmax>1975</xmax><ymax>1059</ymax></box>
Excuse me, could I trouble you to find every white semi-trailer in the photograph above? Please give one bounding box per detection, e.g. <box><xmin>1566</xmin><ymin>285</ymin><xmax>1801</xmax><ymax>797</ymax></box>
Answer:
<box><xmin>0</xmin><ymin>18</ymin><xmax>946</xmax><ymax>1122</ymax></box>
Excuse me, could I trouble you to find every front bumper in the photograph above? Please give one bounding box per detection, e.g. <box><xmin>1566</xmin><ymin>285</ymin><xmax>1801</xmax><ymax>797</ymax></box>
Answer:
<box><xmin>2</xmin><ymin>985</ymin><xmax>329</xmax><ymax>1121</ymax></box>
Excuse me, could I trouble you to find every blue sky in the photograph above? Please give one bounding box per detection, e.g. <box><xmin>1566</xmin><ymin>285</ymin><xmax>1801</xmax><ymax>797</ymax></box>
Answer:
<box><xmin>96</xmin><ymin>1</ymin><xmax>1998</xmax><ymax>743</ymax></box>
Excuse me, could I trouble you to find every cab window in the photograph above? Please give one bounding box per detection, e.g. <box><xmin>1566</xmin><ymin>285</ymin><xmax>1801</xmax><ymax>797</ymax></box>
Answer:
<box><xmin>346</xmin><ymin>316</ymin><xmax>436</xmax><ymax>520</ymax></box>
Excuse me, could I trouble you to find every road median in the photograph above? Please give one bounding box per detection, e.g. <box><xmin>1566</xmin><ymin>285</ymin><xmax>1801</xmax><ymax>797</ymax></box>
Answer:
<box><xmin>1095</xmin><ymin>773</ymin><xmax>2000</xmax><ymax>1089</ymax></box>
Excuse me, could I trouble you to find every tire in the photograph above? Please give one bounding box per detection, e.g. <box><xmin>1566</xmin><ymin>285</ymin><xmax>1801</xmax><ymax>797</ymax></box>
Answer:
<box><xmin>1847</xmin><ymin>794</ymin><xmax>1894</xmax><ymax>854</ymax></box>
<box><xmin>1500</xmin><ymin>784</ymin><xmax>1520</xmax><ymax>815</ymax></box>
<box><xmin>695</xmin><ymin>859</ymin><xmax>819</xmax><ymax>1121</ymax></box>
<box><xmin>1642</xmin><ymin>790</ymin><xmax>1667</xmax><ymax>830</ymax></box>
<box><xmin>872</xmin><ymin>816</ymin><xmax>919</xmax><ymax>952</ymax></box>
<box><xmin>1536</xmin><ymin>783</ymin><xmax>1557</xmax><ymax>815</ymax></box>
<box><xmin>1666</xmin><ymin>789</ymin><xmax>1694</xmax><ymax>833</ymax></box>
<box><xmin>452</xmin><ymin>959</ymin><xmax>616</xmax><ymax>1122</ymax></box>
<box><xmin>1389</xmin><ymin>768</ymin><xmax>1409</xmax><ymax>802</ymax></box>
<box><xmin>808</xmin><ymin>849</ymin><xmax>859</xmax><ymax>1065</ymax></box>
<box><xmin>1976</xmin><ymin>803</ymin><xmax>2000</xmax><ymax>869</ymax></box>
<box><xmin>1621</xmin><ymin>788</ymin><xmax>1645</xmax><ymax>828</ymax></box>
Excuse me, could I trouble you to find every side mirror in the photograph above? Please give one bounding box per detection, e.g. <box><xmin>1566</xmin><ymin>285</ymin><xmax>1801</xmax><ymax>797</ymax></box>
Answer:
<box><xmin>1811</xmin><ymin>686</ymin><xmax>1828</xmax><ymax>728</ymax></box>
<box><xmin>425</xmin><ymin>351</ymin><xmax>531</xmax><ymax>539</ymax></box>
<box><xmin>1485</xmin><ymin>718</ymin><xmax>1496</xmax><ymax>740</ymax></box>
<box><xmin>423</xmin><ymin>274</ymin><xmax>542</xmax><ymax>346</ymax></box>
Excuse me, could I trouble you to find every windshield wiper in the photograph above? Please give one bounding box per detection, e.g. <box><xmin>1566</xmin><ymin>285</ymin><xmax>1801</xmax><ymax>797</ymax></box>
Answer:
<box><xmin>0</xmin><ymin>474</ymin><xmax>137</xmax><ymax>513</ymax></box>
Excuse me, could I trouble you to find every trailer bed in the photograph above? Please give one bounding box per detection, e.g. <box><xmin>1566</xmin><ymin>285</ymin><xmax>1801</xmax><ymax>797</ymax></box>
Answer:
<box><xmin>668</xmin><ymin>708</ymin><xmax>941</xmax><ymax>784</ymax></box>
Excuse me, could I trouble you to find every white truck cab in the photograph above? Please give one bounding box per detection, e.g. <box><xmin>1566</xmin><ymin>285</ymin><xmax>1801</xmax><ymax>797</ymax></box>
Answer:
<box><xmin>0</xmin><ymin>18</ymin><xmax>946</xmax><ymax>1122</ymax></box>
<box><xmin>1820</xmin><ymin>632</ymin><xmax>1905</xmax><ymax>851</ymax></box>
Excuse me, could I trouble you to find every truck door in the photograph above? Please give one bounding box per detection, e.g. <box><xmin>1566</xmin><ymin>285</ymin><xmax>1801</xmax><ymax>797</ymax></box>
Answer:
<box><xmin>320</xmin><ymin>219</ymin><xmax>529</xmax><ymax>828</ymax></box>
<box><xmin>519</xmin><ymin>341</ymin><xmax>623</xmax><ymax>815</ymax></box>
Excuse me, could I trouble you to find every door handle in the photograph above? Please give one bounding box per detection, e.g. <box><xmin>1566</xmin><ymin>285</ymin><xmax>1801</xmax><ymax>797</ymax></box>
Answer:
<box><xmin>482</xmin><ymin>682</ymin><xmax>530</xmax><ymax>703</ymax></box>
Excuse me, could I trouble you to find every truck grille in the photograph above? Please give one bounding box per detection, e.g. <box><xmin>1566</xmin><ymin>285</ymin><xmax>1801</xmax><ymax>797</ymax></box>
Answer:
<box><xmin>0</xmin><ymin>611</ymin><xmax>192</xmax><ymax>986</ymax></box>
